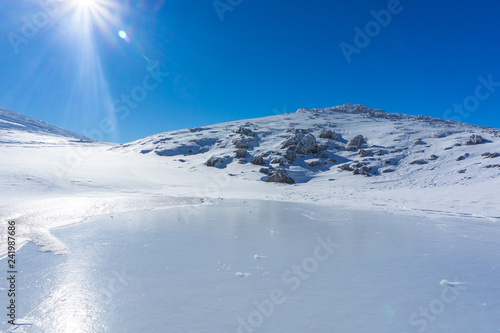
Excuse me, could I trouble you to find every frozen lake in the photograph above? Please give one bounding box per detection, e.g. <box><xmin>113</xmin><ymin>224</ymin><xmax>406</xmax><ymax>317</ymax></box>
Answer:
<box><xmin>2</xmin><ymin>200</ymin><xmax>499</xmax><ymax>332</ymax></box>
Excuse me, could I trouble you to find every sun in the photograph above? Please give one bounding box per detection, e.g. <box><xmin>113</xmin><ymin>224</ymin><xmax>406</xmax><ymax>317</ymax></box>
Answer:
<box><xmin>65</xmin><ymin>0</ymin><xmax>115</xmax><ymax>30</ymax></box>
<box><xmin>75</xmin><ymin>0</ymin><xmax>97</xmax><ymax>7</ymax></box>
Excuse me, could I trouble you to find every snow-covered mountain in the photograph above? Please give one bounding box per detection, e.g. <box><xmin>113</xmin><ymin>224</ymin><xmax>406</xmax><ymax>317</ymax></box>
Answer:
<box><xmin>0</xmin><ymin>107</ymin><xmax>91</xmax><ymax>144</ymax></box>
<box><xmin>114</xmin><ymin>104</ymin><xmax>500</xmax><ymax>188</ymax></box>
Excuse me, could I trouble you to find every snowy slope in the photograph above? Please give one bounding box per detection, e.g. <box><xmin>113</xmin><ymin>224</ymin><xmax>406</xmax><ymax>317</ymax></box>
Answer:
<box><xmin>114</xmin><ymin>104</ymin><xmax>500</xmax><ymax>200</ymax></box>
<box><xmin>0</xmin><ymin>107</ymin><xmax>91</xmax><ymax>144</ymax></box>
<box><xmin>1</xmin><ymin>104</ymin><xmax>500</xmax><ymax>257</ymax></box>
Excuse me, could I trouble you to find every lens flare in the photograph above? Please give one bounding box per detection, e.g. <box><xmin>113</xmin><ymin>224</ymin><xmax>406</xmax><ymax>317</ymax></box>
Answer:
<box><xmin>56</xmin><ymin>0</ymin><xmax>124</xmax><ymax>141</ymax></box>
<box><xmin>118</xmin><ymin>30</ymin><xmax>127</xmax><ymax>39</ymax></box>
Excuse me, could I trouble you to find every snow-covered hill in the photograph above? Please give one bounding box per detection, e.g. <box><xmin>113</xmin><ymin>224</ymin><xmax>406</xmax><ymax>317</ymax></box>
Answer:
<box><xmin>114</xmin><ymin>104</ymin><xmax>500</xmax><ymax>189</ymax></box>
<box><xmin>0</xmin><ymin>107</ymin><xmax>91</xmax><ymax>144</ymax></box>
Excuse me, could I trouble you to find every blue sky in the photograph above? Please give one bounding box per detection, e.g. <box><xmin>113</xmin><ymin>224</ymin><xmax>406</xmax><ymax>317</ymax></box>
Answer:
<box><xmin>1</xmin><ymin>0</ymin><xmax>500</xmax><ymax>143</ymax></box>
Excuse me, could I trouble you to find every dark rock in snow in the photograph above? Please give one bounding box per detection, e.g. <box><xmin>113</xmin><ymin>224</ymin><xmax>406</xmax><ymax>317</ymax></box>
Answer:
<box><xmin>285</xmin><ymin>150</ymin><xmax>297</xmax><ymax>161</ymax></box>
<box><xmin>465</xmin><ymin>134</ymin><xmax>486</xmax><ymax>145</ymax></box>
<box><xmin>235</xmin><ymin>149</ymin><xmax>247</xmax><ymax>158</ymax></box>
<box><xmin>482</xmin><ymin>152</ymin><xmax>499</xmax><ymax>159</ymax></box>
<box><xmin>206</xmin><ymin>156</ymin><xmax>222</xmax><ymax>167</ymax></box>
<box><xmin>266</xmin><ymin>169</ymin><xmax>295</xmax><ymax>184</ymax></box>
<box><xmin>316</xmin><ymin>143</ymin><xmax>329</xmax><ymax>152</ymax></box>
<box><xmin>270</xmin><ymin>157</ymin><xmax>286</xmax><ymax>166</ymax></box>
<box><xmin>353</xmin><ymin>165</ymin><xmax>372</xmax><ymax>176</ymax></box>
<box><xmin>308</xmin><ymin>160</ymin><xmax>322</xmax><ymax>167</ymax></box>
<box><xmin>235</xmin><ymin>126</ymin><xmax>255</xmax><ymax>137</ymax></box>
<box><xmin>358</xmin><ymin>149</ymin><xmax>371</xmax><ymax>157</ymax></box>
<box><xmin>295</xmin><ymin>134</ymin><xmax>318</xmax><ymax>155</ymax></box>
<box><xmin>251</xmin><ymin>155</ymin><xmax>266</xmax><ymax>165</ymax></box>
<box><xmin>413</xmin><ymin>138</ymin><xmax>424</xmax><ymax>145</ymax></box>
<box><xmin>281</xmin><ymin>130</ymin><xmax>304</xmax><ymax>149</ymax></box>
<box><xmin>319</xmin><ymin>129</ymin><xmax>338</xmax><ymax>140</ymax></box>
<box><xmin>232</xmin><ymin>138</ymin><xmax>250</xmax><ymax>149</ymax></box>
<box><xmin>484</xmin><ymin>164</ymin><xmax>500</xmax><ymax>169</ymax></box>
<box><xmin>346</xmin><ymin>135</ymin><xmax>364</xmax><ymax>151</ymax></box>
<box><xmin>410</xmin><ymin>159</ymin><xmax>427</xmax><ymax>165</ymax></box>
<box><xmin>338</xmin><ymin>164</ymin><xmax>354</xmax><ymax>172</ymax></box>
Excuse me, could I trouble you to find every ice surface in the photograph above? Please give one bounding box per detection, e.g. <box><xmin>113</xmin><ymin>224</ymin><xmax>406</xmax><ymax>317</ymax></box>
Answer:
<box><xmin>1</xmin><ymin>200</ymin><xmax>499</xmax><ymax>332</ymax></box>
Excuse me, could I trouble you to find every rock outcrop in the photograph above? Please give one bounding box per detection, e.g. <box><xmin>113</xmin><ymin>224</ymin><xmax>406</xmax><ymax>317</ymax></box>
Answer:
<box><xmin>295</xmin><ymin>134</ymin><xmax>317</xmax><ymax>155</ymax></box>
<box><xmin>251</xmin><ymin>155</ymin><xmax>266</xmax><ymax>165</ymax></box>
<box><xmin>206</xmin><ymin>156</ymin><xmax>222</xmax><ymax>167</ymax></box>
<box><xmin>358</xmin><ymin>149</ymin><xmax>371</xmax><ymax>157</ymax></box>
<box><xmin>346</xmin><ymin>135</ymin><xmax>364</xmax><ymax>151</ymax></box>
<box><xmin>285</xmin><ymin>150</ymin><xmax>297</xmax><ymax>161</ymax></box>
<box><xmin>319</xmin><ymin>129</ymin><xmax>338</xmax><ymax>140</ymax></box>
<box><xmin>235</xmin><ymin>126</ymin><xmax>255</xmax><ymax>137</ymax></box>
<box><xmin>266</xmin><ymin>169</ymin><xmax>295</xmax><ymax>184</ymax></box>
<box><xmin>465</xmin><ymin>134</ymin><xmax>485</xmax><ymax>145</ymax></box>
<box><xmin>232</xmin><ymin>138</ymin><xmax>249</xmax><ymax>149</ymax></box>
<box><xmin>235</xmin><ymin>149</ymin><xmax>247</xmax><ymax>158</ymax></box>
<box><xmin>410</xmin><ymin>159</ymin><xmax>427</xmax><ymax>165</ymax></box>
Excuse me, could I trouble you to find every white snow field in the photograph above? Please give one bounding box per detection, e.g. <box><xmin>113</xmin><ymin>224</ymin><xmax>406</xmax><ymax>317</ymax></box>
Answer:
<box><xmin>0</xmin><ymin>105</ymin><xmax>499</xmax><ymax>332</ymax></box>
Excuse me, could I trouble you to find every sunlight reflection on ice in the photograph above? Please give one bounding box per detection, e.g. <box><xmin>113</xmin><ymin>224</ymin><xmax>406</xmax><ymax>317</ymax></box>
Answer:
<box><xmin>29</xmin><ymin>248</ymin><xmax>106</xmax><ymax>332</ymax></box>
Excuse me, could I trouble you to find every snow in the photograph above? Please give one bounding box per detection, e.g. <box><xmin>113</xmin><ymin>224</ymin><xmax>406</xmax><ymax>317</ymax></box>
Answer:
<box><xmin>439</xmin><ymin>280</ymin><xmax>467</xmax><ymax>287</ymax></box>
<box><xmin>0</xmin><ymin>119</ymin><xmax>24</xmax><ymax>128</ymax></box>
<box><xmin>0</xmin><ymin>104</ymin><xmax>499</xmax><ymax>331</ymax></box>
<box><xmin>0</xmin><ymin>107</ymin><xmax>90</xmax><ymax>144</ymax></box>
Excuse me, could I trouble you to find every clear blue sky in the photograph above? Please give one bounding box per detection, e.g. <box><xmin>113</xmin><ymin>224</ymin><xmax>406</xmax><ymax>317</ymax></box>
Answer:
<box><xmin>1</xmin><ymin>0</ymin><xmax>500</xmax><ymax>143</ymax></box>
